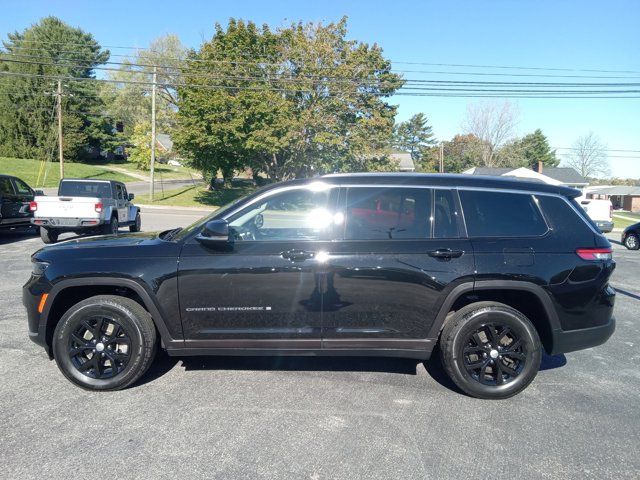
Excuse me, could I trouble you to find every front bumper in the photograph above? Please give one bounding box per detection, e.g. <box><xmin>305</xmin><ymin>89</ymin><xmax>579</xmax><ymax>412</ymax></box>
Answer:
<box><xmin>23</xmin><ymin>276</ymin><xmax>52</xmax><ymax>357</ymax></box>
<box><xmin>550</xmin><ymin>316</ymin><xmax>615</xmax><ymax>355</ymax></box>
<box><xmin>32</xmin><ymin>217</ymin><xmax>104</xmax><ymax>229</ymax></box>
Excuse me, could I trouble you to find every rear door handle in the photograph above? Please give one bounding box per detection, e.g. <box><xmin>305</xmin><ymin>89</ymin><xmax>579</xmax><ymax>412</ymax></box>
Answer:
<box><xmin>428</xmin><ymin>248</ymin><xmax>464</xmax><ymax>259</ymax></box>
<box><xmin>282</xmin><ymin>249</ymin><xmax>315</xmax><ymax>261</ymax></box>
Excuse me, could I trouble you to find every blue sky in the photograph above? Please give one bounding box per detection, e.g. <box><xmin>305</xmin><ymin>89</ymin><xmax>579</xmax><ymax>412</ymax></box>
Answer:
<box><xmin>3</xmin><ymin>0</ymin><xmax>639</xmax><ymax>177</ymax></box>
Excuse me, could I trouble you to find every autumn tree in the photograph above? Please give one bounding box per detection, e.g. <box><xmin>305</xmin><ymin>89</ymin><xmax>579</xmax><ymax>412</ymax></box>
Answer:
<box><xmin>462</xmin><ymin>101</ymin><xmax>519</xmax><ymax>167</ymax></box>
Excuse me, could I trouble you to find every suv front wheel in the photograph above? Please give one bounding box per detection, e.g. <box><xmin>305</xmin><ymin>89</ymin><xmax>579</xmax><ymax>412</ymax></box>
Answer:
<box><xmin>52</xmin><ymin>295</ymin><xmax>157</xmax><ymax>391</ymax></box>
<box><xmin>439</xmin><ymin>301</ymin><xmax>541</xmax><ymax>400</ymax></box>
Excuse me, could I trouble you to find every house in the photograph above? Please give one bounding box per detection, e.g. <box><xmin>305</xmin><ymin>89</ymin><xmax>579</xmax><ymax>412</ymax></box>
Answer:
<box><xmin>462</xmin><ymin>166</ymin><xmax>588</xmax><ymax>190</ymax></box>
<box><xmin>586</xmin><ymin>185</ymin><xmax>640</xmax><ymax>212</ymax></box>
<box><xmin>156</xmin><ymin>133</ymin><xmax>181</xmax><ymax>165</ymax></box>
<box><xmin>390</xmin><ymin>153</ymin><xmax>415</xmax><ymax>172</ymax></box>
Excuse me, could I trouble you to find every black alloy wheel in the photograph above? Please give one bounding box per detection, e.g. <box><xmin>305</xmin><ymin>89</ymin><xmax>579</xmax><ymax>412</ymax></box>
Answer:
<box><xmin>462</xmin><ymin>323</ymin><xmax>526</xmax><ymax>386</ymax></box>
<box><xmin>439</xmin><ymin>301</ymin><xmax>541</xmax><ymax>399</ymax></box>
<box><xmin>68</xmin><ymin>316</ymin><xmax>132</xmax><ymax>379</ymax></box>
<box><xmin>53</xmin><ymin>295</ymin><xmax>157</xmax><ymax>391</ymax></box>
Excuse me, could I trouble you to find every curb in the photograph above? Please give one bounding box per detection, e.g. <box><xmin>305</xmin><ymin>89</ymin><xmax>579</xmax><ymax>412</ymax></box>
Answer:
<box><xmin>137</xmin><ymin>203</ymin><xmax>215</xmax><ymax>212</ymax></box>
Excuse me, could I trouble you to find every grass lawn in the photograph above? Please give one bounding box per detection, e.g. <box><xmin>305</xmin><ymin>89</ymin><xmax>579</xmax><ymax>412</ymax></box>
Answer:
<box><xmin>135</xmin><ymin>182</ymin><xmax>256</xmax><ymax>208</ymax></box>
<box><xmin>613</xmin><ymin>212</ymin><xmax>640</xmax><ymax>229</ymax></box>
<box><xmin>1</xmin><ymin>157</ymin><xmax>138</xmax><ymax>188</ymax></box>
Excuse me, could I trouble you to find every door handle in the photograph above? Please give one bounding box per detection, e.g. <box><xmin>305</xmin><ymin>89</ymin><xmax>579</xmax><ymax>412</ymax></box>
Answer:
<box><xmin>428</xmin><ymin>248</ymin><xmax>463</xmax><ymax>259</ymax></box>
<box><xmin>282</xmin><ymin>249</ymin><xmax>315</xmax><ymax>261</ymax></box>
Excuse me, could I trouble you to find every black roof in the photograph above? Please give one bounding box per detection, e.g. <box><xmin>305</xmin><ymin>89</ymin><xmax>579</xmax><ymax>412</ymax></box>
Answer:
<box><xmin>318</xmin><ymin>172</ymin><xmax>582</xmax><ymax>197</ymax></box>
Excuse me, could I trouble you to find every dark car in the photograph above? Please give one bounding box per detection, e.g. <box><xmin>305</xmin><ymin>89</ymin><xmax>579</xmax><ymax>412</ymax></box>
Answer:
<box><xmin>23</xmin><ymin>174</ymin><xmax>616</xmax><ymax>399</ymax></box>
<box><xmin>621</xmin><ymin>222</ymin><xmax>640</xmax><ymax>250</ymax></box>
<box><xmin>0</xmin><ymin>174</ymin><xmax>42</xmax><ymax>230</ymax></box>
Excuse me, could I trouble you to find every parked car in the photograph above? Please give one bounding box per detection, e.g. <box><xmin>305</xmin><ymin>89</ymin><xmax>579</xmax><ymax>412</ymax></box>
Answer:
<box><xmin>621</xmin><ymin>222</ymin><xmax>640</xmax><ymax>250</ymax></box>
<box><xmin>578</xmin><ymin>198</ymin><xmax>614</xmax><ymax>233</ymax></box>
<box><xmin>23</xmin><ymin>174</ymin><xmax>616</xmax><ymax>399</ymax></box>
<box><xmin>0</xmin><ymin>174</ymin><xmax>42</xmax><ymax>230</ymax></box>
<box><xmin>30</xmin><ymin>179</ymin><xmax>141</xmax><ymax>243</ymax></box>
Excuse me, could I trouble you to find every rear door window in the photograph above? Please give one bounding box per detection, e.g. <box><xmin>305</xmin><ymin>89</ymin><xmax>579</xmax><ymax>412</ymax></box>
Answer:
<box><xmin>344</xmin><ymin>187</ymin><xmax>430</xmax><ymax>240</ymax></box>
<box><xmin>433</xmin><ymin>189</ymin><xmax>459</xmax><ymax>238</ymax></box>
<box><xmin>0</xmin><ymin>177</ymin><xmax>14</xmax><ymax>196</ymax></box>
<box><xmin>460</xmin><ymin>190</ymin><xmax>548</xmax><ymax>237</ymax></box>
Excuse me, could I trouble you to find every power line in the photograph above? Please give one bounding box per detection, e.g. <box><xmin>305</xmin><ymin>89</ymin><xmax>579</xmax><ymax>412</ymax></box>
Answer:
<box><xmin>3</xmin><ymin>46</ymin><xmax>640</xmax><ymax>80</ymax></box>
<box><xmin>7</xmin><ymin>39</ymin><xmax>640</xmax><ymax>75</ymax></box>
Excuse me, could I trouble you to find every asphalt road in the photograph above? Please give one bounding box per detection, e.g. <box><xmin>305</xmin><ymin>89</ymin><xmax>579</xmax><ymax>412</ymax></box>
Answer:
<box><xmin>0</xmin><ymin>211</ymin><xmax>638</xmax><ymax>479</ymax></box>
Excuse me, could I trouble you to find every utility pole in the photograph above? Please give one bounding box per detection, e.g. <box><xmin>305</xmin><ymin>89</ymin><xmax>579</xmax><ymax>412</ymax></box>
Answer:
<box><xmin>149</xmin><ymin>65</ymin><xmax>157</xmax><ymax>201</ymax></box>
<box><xmin>439</xmin><ymin>142</ymin><xmax>444</xmax><ymax>173</ymax></box>
<box><xmin>57</xmin><ymin>79</ymin><xmax>64</xmax><ymax>179</ymax></box>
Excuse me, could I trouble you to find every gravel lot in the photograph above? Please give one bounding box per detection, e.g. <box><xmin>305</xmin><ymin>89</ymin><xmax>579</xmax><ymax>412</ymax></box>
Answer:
<box><xmin>0</xmin><ymin>210</ymin><xmax>638</xmax><ymax>479</ymax></box>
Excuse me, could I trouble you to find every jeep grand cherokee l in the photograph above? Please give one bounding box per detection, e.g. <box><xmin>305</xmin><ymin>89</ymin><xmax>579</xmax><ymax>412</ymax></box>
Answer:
<box><xmin>23</xmin><ymin>174</ymin><xmax>616</xmax><ymax>399</ymax></box>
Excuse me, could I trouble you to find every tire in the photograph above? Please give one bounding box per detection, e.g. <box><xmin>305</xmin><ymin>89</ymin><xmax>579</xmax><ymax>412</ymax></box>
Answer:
<box><xmin>624</xmin><ymin>233</ymin><xmax>639</xmax><ymax>250</ymax></box>
<box><xmin>439</xmin><ymin>301</ymin><xmax>541</xmax><ymax>399</ymax></box>
<box><xmin>129</xmin><ymin>211</ymin><xmax>141</xmax><ymax>232</ymax></box>
<box><xmin>52</xmin><ymin>295</ymin><xmax>157</xmax><ymax>391</ymax></box>
<box><xmin>40</xmin><ymin>227</ymin><xmax>58</xmax><ymax>244</ymax></box>
<box><xmin>102</xmin><ymin>216</ymin><xmax>118</xmax><ymax>235</ymax></box>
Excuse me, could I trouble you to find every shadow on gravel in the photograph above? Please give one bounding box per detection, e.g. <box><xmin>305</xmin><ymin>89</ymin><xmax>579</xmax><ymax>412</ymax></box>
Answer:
<box><xmin>134</xmin><ymin>350</ymin><xmax>569</xmax><ymax>393</ymax></box>
<box><xmin>0</xmin><ymin>227</ymin><xmax>39</xmax><ymax>245</ymax></box>
<box><xmin>615</xmin><ymin>288</ymin><xmax>640</xmax><ymax>301</ymax></box>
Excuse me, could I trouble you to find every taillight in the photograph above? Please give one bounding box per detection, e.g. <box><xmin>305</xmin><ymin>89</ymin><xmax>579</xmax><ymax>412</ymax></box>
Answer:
<box><xmin>29</xmin><ymin>201</ymin><xmax>37</xmax><ymax>212</ymax></box>
<box><xmin>576</xmin><ymin>248</ymin><xmax>613</xmax><ymax>261</ymax></box>
<box><xmin>95</xmin><ymin>202</ymin><xmax>103</xmax><ymax>213</ymax></box>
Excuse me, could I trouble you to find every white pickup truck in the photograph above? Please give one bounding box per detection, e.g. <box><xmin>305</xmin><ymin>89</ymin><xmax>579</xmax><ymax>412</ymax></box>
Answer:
<box><xmin>578</xmin><ymin>198</ymin><xmax>614</xmax><ymax>233</ymax></box>
<box><xmin>30</xmin><ymin>179</ymin><xmax>141</xmax><ymax>243</ymax></box>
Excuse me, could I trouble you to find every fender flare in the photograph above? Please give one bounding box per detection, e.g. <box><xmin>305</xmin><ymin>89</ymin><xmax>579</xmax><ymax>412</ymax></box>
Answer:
<box><xmin>41</xmin><ymin>277</ymin><xmax>181</xmax><ymax>349</ymax></box>
<box><xmin>427</xmin><ymin>280</ymin><xmax>561</xmax><ymax>339</ymax></box>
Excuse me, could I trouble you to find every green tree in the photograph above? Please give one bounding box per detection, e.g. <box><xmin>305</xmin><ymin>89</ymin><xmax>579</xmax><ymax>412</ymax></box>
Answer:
<box><xmin>394</xmin><ymin>113</ymin><xmax>436</xmax><ymax>165</ymax></box>
<box><xmin>174</xmin><ymin>17</ymin><xmax>404</xmax><ymax>184</ymax></box>
<box><xmin>0</xmin><ymin>16</ymin><xmax>115</xmax><ymax>161</ymax></box>
<box><xmin>517</xmin><ymin>129</ymin><xmax>559</xmax><ymax>168</ymax></box>
<box><xmin>100</xmin><ymin>34</ymin><xmax>186</xmax><ymax>138</ymax></box>
<box><xmin>420</xmin><ymin>134</ymin><xmax>485</xmax><ymax>173</ymax></box>
<box><xmin>126</xmin><ymin>123</ymin><xmax>152</xmax><ymax>170</ymax></box>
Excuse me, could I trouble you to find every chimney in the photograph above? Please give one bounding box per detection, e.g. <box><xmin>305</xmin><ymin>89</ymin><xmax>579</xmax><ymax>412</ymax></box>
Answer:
<box><xmin>537</xmin><ymin>160</ymin><xmax>543</xmax><ymax>174</ymax></box>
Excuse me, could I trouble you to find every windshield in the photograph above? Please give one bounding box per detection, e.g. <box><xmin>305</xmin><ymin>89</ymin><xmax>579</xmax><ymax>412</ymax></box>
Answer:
<box><xmin>58</xmin><ymin>181</ymin><xmax>112</xmax><ymax>198</ymax></box>
<box><xmin>172</xmin><ymin>184</ymin><xmax>275</xmax><ymax>240</ymax></box>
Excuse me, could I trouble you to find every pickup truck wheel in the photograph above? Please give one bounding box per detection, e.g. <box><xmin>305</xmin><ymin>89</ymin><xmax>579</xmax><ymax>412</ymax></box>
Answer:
<box><xmin>40</xmin><ymin>227</ymin><xmax>58</xmax><ymax>244</ymax></box>
<box><xmin>439</xmin><ymin>301</ymin><xmax>541</xmax><ymax>399</ymax></box>
<box><xmin>52</xmin><ymin>295</ymin><xmax>157</xmax><ymax>391</ymax></box>
<box><xmin>129</xmin><ymin>212</ymin><xmax>141</xmax><ymax>232</ymax></box>
<box><xmin>102</xmin><ymin>217</ymin><xmax>118</xmax><ymax>235</ymax></box>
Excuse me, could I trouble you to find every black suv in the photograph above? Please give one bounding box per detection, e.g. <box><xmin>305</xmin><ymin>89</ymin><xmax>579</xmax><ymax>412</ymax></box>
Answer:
<box><xmin>23</xmin><ymin>174</ymin><xmax>616</xmax><ymax>399</ymax></box>
<box><xmin>1</xmin><ymin>174</ymin><xmax>41</xmax><ymax>230</ymax></box>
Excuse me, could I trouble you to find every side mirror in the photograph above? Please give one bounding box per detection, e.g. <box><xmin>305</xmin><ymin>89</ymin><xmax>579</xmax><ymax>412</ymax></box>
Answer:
<box><xmin>196</xmin><ymin>219</ymin><xmax>231</xmax><ymax>246</ymax></box>
<box><xmin>34</xmin><ymin>190</ymin><xmax>44</xmax><ymax>196</ymax></box>
<box><xmin>128</xmin><ymin>193</ymin><xmax>135</xmax><ymax>201</ymax></box>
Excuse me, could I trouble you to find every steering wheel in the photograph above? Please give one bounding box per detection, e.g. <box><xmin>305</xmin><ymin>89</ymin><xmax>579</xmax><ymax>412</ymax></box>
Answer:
<box><xmin>231</xmin><ymin>225</ymin><xmax>256</xmax><ymax>241</ymax></box>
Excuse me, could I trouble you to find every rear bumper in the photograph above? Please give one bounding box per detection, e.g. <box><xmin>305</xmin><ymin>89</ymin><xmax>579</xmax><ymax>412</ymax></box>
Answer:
<box><xmin>550</xmin><ymin>316</ymin><xmax>615</xmax><ymax>355</ymax></box>
<box><xmin>595</xmin><ymin>220</ymin><xmax>614</xmax><ymax>233</ymax></box>
<box><xmin>32</xmin><ymin>217</ymin><xmax>104</xmax><ymax>229</ymax></box>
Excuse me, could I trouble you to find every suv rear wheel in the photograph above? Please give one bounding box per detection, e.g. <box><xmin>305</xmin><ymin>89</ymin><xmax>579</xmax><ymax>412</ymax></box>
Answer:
<box><xmin>52</xmin><ymin>295</ymin><xmax>157</xmax><ymax>391</ymax></box>
<box><xmin>102</xmin><ymin>216</ymin><xmax>118</xmax><ymax>235</ymax></box>
<box><xmin>439</xmin><ymin>301</ymin><xmax>541</xmax><ymax>400</ymax></box>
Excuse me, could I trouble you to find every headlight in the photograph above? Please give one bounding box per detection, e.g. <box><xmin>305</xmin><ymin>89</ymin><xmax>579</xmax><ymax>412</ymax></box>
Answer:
<box><xmin>31</xmin><ymin>260</ymin><xmax>49</xmax><ymax>276</ymax></box>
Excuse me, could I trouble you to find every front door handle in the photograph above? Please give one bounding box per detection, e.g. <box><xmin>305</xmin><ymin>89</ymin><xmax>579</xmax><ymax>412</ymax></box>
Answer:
<box><xmin>428</xmin><ymin>248</ymin><xmax>464</xmax><ymax>259</ymax></box>
<box><xmin>282</xmin><ymin>249</ymin><xmax>315</xmax><ymax>261</ymax></box>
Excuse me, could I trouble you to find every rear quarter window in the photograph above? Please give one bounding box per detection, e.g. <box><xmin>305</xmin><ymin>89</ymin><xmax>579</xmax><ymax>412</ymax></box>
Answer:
<box><xmin>460</xmin><ymin>190</ymin><xmax>548</xmax><ymax>237</ymax></box>
<box><xmin>537</xmin><ymin>196</ymin><xmax>597</xmax><ymax>237</ymax></box>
